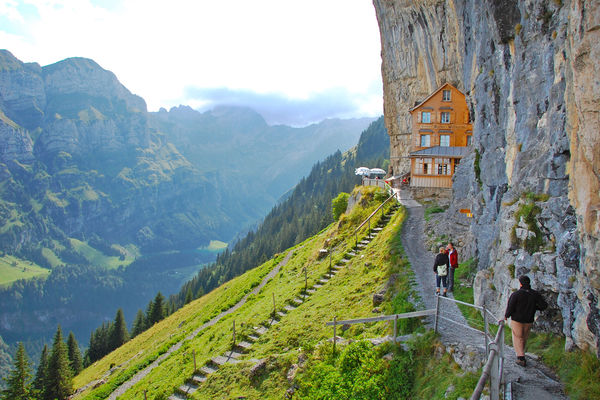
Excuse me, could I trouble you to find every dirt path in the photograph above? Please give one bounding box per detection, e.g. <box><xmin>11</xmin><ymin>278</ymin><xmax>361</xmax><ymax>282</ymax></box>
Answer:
<box><xmin>106</xmin><ymin>248</ymin><xmax>297</xmax><ymax>400</ymax></box>
<box><xmin>396</xmin><ymin>189</ymin><xmax>567</xmax><ymax>400</ymax></box>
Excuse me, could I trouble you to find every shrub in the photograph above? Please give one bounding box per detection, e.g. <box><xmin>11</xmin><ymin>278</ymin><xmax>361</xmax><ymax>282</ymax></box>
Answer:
<box><xmin>332</xmin><ymin>192</ymin><xmax>350</xmax><ymax>221</ymax></box>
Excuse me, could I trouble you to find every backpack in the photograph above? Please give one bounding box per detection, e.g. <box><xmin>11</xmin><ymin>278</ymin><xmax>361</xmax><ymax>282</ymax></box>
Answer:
<box><xmin>437</xmin><ymin>264</ymin><xmax>448</xmax><ymax>277</ymax></box>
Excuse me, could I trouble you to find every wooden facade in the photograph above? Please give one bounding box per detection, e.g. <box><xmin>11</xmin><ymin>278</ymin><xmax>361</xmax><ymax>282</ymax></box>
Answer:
<box><xmin>408</xmin><ymin>83</ymin><xmax>473</xmax><ymax>188</ymax></box>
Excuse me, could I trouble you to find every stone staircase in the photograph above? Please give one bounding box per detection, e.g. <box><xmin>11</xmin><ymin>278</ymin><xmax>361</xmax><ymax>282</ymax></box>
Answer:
<box><xmin>167</xmin><ymin>203</ymin><xmax>400</xmax><ymax>399</ymax></box>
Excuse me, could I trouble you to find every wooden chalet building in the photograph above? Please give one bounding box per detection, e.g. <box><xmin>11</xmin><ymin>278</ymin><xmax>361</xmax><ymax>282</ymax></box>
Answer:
<box><xmin>408</xmin><ymin>83</ymin><xmax>473</xmax><ymax>188</ymax></box>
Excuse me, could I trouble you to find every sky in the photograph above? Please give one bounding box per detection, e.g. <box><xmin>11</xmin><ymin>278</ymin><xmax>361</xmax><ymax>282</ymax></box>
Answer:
<box><xmin>0</xmin><ymin>0</ymin><xmax>383</xmax><ymax>126</ymax></box>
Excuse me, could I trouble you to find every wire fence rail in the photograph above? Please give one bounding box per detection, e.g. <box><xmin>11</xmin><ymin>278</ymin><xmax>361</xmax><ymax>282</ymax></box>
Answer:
<box><xmin>326</xmin><ymin>295</ymin><xmax>505</xmax><ymax>400</ymax></box>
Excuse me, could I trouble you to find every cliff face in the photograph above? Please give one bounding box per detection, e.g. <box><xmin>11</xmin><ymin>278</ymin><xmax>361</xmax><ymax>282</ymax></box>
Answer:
<box><xmin>374</xmin><ymin>0</ymin><xmax>600</xmax><ymax>354</ymax></box>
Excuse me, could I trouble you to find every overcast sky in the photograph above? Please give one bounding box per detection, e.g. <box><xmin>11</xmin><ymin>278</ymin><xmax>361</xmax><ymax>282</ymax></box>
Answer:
<box><xmin>0</xmin><ymin>0</ymin><xmax>383</xmax><ymax>126</ymax></box>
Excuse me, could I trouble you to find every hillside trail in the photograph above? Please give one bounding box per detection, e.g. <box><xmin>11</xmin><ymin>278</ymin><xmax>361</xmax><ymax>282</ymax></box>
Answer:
<box><xmin>105</xmin><ymin>247</ymin><xmax>298</xmax><ymax>400</ymax></box>
<box><xmin>396</xmin><ymin>188</ymin><xmax>567</xmax><ymax>400</ymax></box>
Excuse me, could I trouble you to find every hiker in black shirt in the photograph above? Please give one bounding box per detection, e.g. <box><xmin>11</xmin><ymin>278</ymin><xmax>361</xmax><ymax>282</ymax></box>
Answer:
<box><xmin>433</xmin><ymin>247</ymin><xmax>450</xmax><ymax>297</ymax></box>
<box><xmin>502</xmin><ymin>275</ymin><xmax>547</xmax><ymax>366</ymax></box>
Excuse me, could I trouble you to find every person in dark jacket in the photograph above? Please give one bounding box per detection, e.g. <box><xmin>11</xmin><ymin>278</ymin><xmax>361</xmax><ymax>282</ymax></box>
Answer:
<box><xmin>433</xmin><ymin>247</ymin><xmax>450</xmax><ymax>296</ymax></box>
<box><xmin>503</xmin><ymin>275</ymin><xmax>547</xmax><ymax>366</ymax></box>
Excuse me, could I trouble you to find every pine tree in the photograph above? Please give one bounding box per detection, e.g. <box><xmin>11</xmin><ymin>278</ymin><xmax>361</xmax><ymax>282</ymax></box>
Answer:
<box><xmin>148</xmin><ymin>292</ymin><xmax>165</xmax><ymax>326</ymax></box>
<box><xmin>184</xmin><ymin>287</ymin><xmax>194</xmax><ymax>304</ymax></box>
<box><xmin>45</xmin><ymin>325</ymin><xmax>73</xmax><ymax>400</ymax></box>
<box><xmin>66</xmin><ymin>332</ymin><xmax>83</xmax><ymax>375</ymax></box>
<box><xmin>109</xmin><ymin>308</ymin><xmax>129</xmax><ymax>350</ymax></box>
<box><xmin>1</xmin><ymin>342</ymin><xmax>32</xmax><ymax>400</ymax></box>
<box><xmin>131</xmin><ymin>309</ymin><xmax>146</xmax><ymax>338</ymax></box>
<box><xmin>33</xmin><ymin>344</ymin><xmax>49</xmax><ymax>398</ymax></box>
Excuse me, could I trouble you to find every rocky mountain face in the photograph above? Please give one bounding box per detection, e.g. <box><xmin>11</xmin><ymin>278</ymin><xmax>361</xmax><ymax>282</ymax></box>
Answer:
<box><xmin>373</xmin><ymin>0</ymin><xmax>600</xmax><ymax>354</ymax></box>
<box><xmin>0</xmin><ymin>50</ymin><xmax>224</xmax><ymax>253</ymax></box>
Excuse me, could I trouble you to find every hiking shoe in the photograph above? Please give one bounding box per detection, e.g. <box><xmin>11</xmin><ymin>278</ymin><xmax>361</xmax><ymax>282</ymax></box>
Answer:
<box><xmin>516</xmin><ymin>356</ymin><xmax>526</xmax><ymax>367</ymax></box>
<box><xmin>442</xmin><ymin>292</ymin><xmax>447</xmax><ymax>297</ymax></box>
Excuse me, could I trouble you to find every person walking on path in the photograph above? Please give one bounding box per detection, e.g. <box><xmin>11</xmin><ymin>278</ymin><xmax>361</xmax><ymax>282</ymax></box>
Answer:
<box><xmin>446</xmin><ymin>242</ymin><xmax>458</xmax><ymax>292</ymax></box>
<box><xmin>502</xmin><ymin>275</ymin><xmax>548</xmax><ymax>367</ymax></box>
<box><xmin>433</xmin><ymin>247</ymin><xmax>450</xmax><ymax>296</ymax></box>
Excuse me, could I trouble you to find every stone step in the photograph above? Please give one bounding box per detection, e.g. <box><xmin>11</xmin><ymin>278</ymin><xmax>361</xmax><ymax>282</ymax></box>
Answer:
<box><xmin>291</xmin><ymin>298</ymin><xmax>304</xmax><ymax>305</ymax></box>
<box><xmin>211</xmin><ymin>355</ymin><xmax>229</xmax><ymax>366</ymax></box>
<box><xmin>236</xmin><ymin>341</ymin><xmax>253</xmax><ymax>351</ymax></box>
<box><xmin>318</xmin><ymin>279</ymin><xmax>329</xmax><ymax>285</ymax></box>
<box><xmin>332</xmin><ymin>264</ymin><xmax>344</xmax><ymax>269</ymax></box>
<box><xmin>223</xmin><ymin>350</ymin><xmax>244</xmax><ymax>359</ymax></box>
<box><xmin>360</xmin><ymin>240</ymin><xmax>370</xmax><ymax>245</ymax></box>
<box><xmin>247</xmin><ymin>334</ymin><xmax>260</xmax><ymax>342</ymax></box>
<box><xmin>191</xmin><ymin>374</ymin><xmax>207</xmax><ymax>384</ymax></box>
<box><xmin>312</xmin><ymin>283</ymin><xmax>323</xmax><ymax>289</ymax></box>
<box><xmin>267</xmin><ymin>318</ymin><xmax>279</xmax><ymax>326</ymax></box>
<box><xmin>373</xmin><ymin>227</ymin><xmax>383</xmax><ymax>231</ymax></box>
<box><xmin>306</xmin><ymin>288</ymin><xmax>316</xmax><ymax>294</ymax></box>
<box><xmin>169</xmin><ymin>394</ymin><xmax>187</xmax><ymax>400</ymax></box>
<box><xmin>277</xmin><ymin>311</ymin><xmax>287</xmax><ymax>318</ymax></box>
<box><xmin>347</xmin><ymin>251</ymin><xmax>357</xmax><ymax>256</ymax></box>
<box><xmin>199</xmin><ymin>365</ymin><xmax>217</xmax><ymax>375</ymax></box>
<box><xmin>340</xmin><ymin>258</ymin><xmax>351</xmax><ymax>264</ymax></box>
<box><xmin>254</xmin><ymin>326</ymin><xmax>268</xmax><ymax>335</ymax></box>
<box><xmin>177</xmin><ymin>383</ymin><xmax>198</xmax><ymax>395</ymax></box>
<box><xmin>284</xmin><ymin>305</ymin><xmax>296</xmax><ymax>312</ymax></box>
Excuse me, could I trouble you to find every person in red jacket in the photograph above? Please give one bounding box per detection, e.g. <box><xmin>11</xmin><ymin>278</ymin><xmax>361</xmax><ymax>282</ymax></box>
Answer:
<box><xmin>502</xmin><ymin>275</ymin><xmax>547</xmax><ymax>366</ymax></box>
<box><xmin>446</xmin><ymin>242</ymin><xmax>458</xmax><ymax>292</ymax></box>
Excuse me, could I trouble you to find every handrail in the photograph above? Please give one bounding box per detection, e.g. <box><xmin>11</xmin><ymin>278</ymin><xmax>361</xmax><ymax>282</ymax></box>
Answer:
<box><xmin>353</xmin><ymin>193</ymin><xmax>397</xmax><ymax>234</ymax></box>
<box><xmin>471</xmin><ymin>321</ymin><xmax>505</xmax><ymax>400</ymax></box>
<box><xmin>324</xmin><ymin>185</ymin><xmax>399</xmax><ymax>279</ymax></box>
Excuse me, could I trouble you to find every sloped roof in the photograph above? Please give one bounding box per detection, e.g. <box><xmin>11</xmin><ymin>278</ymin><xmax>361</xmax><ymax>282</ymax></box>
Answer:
<box><xmin>409</xmin><ymin>146</ymin><xmax>470</xmax><ymax>158</ymax></box>
<box><xmin>409</xmin><ymin>82</ymin><xmax>464</xmax><ymax>113</ymax></box>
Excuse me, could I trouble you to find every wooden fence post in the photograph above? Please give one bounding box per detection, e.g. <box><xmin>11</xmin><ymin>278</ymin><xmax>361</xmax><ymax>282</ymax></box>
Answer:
<box><xmin>393</xmin><ymin>314</ymin><xmax>398</xmax><ymax>344</ymax></box>
<box><xmin>232</xmin><ymin>320</ymin><xmax>236</xmax><ymax>348</ymax></box>
<box><xmin>333</xmin><ymin>316</ymin><xmax>337</xmax><ymax>355</ymax></box>
<box><xmin>272</xmin><ymin>293</ymin><xmax>276</xmax><ymax>316</ymax></box>
<box><xmin>490</xmin><ymin>343</ymin><xmax>500</xmax><ymax>400</ymax></box>
<box><xmin>304</xmin><ymin>267</ymin><xmax>308</xmax><ymax>298</ymax></box>
<box><xmin>193</xmin><ymin>349</ymin><xmax>196</xmax><ymax>371</ymax></box>
<box><xmin>143</xmin><ymin>390</ymin><xmax>147</xmax><ymax>400</ymax></box>
<box><xmin>483</xmin><ymin>305</ymin><xmax>489</xmax><ymax>354</ymax></box>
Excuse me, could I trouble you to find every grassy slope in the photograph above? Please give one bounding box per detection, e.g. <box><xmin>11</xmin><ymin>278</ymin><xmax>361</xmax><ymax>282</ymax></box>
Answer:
<box><xmin>73</xmin><ymin>186</ymin><xmax>478</xmax><ymax>399</ymax></box>
<box><xmin>0</xmin><ymin>255</ymin><xmax>50</xmax><ymax>287</ymax></box>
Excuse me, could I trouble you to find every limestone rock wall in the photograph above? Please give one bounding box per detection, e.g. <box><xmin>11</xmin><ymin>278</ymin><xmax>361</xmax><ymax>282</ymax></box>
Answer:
<box><xmin>374</xmin><ymin>0</ymin><xmax>600</xmax><ymax>354</ymax></box>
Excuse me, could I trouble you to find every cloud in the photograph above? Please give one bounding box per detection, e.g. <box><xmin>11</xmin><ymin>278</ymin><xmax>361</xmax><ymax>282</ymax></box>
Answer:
<box><xmin>183</xmin><ymin>87</ymin><xmax>381</xmax><ymax>126</ymax></box>
<box><xmin>1</xmin><ymin>0</ymin><xmax>383</xmax><ymax>122</ymax></box>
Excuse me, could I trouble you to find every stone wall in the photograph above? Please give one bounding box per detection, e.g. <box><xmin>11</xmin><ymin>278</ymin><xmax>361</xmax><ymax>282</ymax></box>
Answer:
<box><xmin>374</xmin><ymin>0</ymin><xmax>600</xmax><ymax>354</ymax></box>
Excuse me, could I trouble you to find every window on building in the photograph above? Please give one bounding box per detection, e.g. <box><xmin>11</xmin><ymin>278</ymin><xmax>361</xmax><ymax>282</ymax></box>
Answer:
<box><xmin>467</xmin><ymin>135</ymin><xmax>472</xmax><ymax>146</ymax></box>
<box><xmin>421</xmin><ymin>111</ymin><xmax>431</xmax><ymax>123</ymax></box>
<box><xmin>440</xmin><ymin>135</ymin><xmax>450</xmax><ymax>146</ymax></box>
<box><xmin>434</xmin><ymin>158</ymin><xmax>451</xmax><ymax>175</ymax></box>
<box><xmin>441</xmin><ymin>112</ymin><xmax>451</xmax><ymax>123</ymax></box>
<box><xmin>443</xmin><ymin>90</ymin><xmax>451</xmax><ymax>101</ymax></box>
<box><xmin>420</xmin><ymin>134</ymin><xmax>431</xmax><ymax>147</ymax></box>
<box><xmin>415</xmin><ymin>158</ymin><xmax>432</xmax><ymax>175</ymax></box>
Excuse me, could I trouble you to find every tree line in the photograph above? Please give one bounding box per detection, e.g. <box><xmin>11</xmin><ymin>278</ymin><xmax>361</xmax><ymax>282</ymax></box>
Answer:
<box><xmin>1</xmin><ymin>326</ymin><xmax>81</xmax><ymax>400</ymax></box>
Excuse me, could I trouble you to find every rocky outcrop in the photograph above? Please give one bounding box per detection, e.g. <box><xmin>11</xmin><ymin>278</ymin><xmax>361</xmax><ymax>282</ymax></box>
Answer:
<box><xmin>374</xmin><ymin>0</ymin><xmax>600</xmax><ymax>354</ymax></box>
